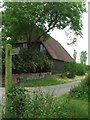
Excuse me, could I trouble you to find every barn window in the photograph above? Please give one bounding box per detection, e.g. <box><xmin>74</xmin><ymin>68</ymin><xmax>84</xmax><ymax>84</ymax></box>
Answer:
<box><xmin>23</xmin><ymin>43</ymin><xmax>27</xmax><ymax>48</ymax></box>
<box><xmin>40</xmin><ymin>44</ymin><xmax>46</xmax><ymax>54</ymax></box>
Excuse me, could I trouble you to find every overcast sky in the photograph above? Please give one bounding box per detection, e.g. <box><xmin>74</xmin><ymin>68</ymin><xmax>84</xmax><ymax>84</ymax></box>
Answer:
<box><xmin>50</xmin><ymin>3</ymin><xmax>88</xmax><ymax>65</ymax></box>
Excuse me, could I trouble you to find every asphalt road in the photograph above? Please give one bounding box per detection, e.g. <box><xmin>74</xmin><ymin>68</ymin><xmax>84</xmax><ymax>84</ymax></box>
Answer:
<box><xmin>0</xmin><ymin>80</ymin><xmax>81</xmax><ymax>102</ymax></box>
<box><xmin>25</xmin><ymin>80</ymin><xmax>81</xmax><ymax>96</ymax></box>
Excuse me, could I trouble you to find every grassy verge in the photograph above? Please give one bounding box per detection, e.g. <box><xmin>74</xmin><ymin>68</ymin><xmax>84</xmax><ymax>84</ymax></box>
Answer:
<box><xmin>64</xmin><ymin>99</ymin><xmax>88</xmax><ymax>118</ymax></box>
<box><xmin>20</xmin><ymin>75</ymin><xmax>64</xmax><ymax>87</ymax></box>
<box><xmin>20</xmin><ymin>74</ymin><xmax>86</xmax><ymax>87</ymax></box>
<box><xmin>58</xmin><ymin>94</ymin><xmax>88</xmax><ymax>118</ymax></box>
<box><xmin>0</xmin><ymin>90</ymin><xmax>88</xmax><ymax>118</ymax></box>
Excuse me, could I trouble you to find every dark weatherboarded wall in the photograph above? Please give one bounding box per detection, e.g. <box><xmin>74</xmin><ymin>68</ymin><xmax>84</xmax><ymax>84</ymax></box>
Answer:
<box><xmin>52</xmin><ymin>59</ymin><xmax>65</xmax><ymax>73</ymax></box>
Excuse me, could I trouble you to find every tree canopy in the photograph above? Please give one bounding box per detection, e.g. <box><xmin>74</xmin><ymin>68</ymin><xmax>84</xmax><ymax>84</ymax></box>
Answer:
<box><xmin>80</xmin><ymin>51</ymin><xmax>87</xmax><ymax>64</ymax></box>
<box><xmin>73</xmin><ymin>49</ymin><xmax>77</xmax><ymax>61</ymax></box>
<box><xmin>2</xmin><ymin>2</ymin><xmax>86</xmax><ymax>45</ymax></box>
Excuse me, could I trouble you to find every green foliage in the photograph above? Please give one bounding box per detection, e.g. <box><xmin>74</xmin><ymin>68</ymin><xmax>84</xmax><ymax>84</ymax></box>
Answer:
<box><xmin>64</xmin><ymin>62</ymin><xmax>86</xmax><ymax>78</ymax></box>
<box><xmin>24</xmin><ymin>91</ymin><xmax>67</xmax><ymax>118</ymax></box>
<box><xmin>2</xmin><ymin>87</ymin><xmax>88</xmax><ymax>119</ymax></box>
<box><xmin>61</xmin><ymin>98</ymin><xmax>88</xmax><ymax>118</ymax></box>
<box><xmin>6</xmin><ymin>86</ymin><xmax>27</xmax><ymax>118</ymax></box>
<box><xmin>64</xmin><ymin>61</ymin><xmax>76</xmax><ymax>78</ymax></box>
<box><xmin>80</xmin><ymin>51</ymin><xmax>87</xmax><ymax>64</ymax></box>
<box><xmin>86</xmin><ymin>65</ymin><xmax>90</xmax><ymax>71</ymax></box>
<box><xmin>4</xmin><ymin>87</ymin><xmax>68</xmax><ymax>118</ymax></box>
<box><xmin>69</xmin><ymin>72</ymin><xmax>89</xmax><ymax>100</ymax></box>
<box><xmin>20</xmin><ymin>75</ymin><xmax>65</xmax><ymax>87</ymax></box>
<box><xmin>2</xmin><ymin>2</ymin><xmax>86</xmax><ymax>44</ymax></box>
<box><xmin>76</xmin><ymin>63</ymin><xmax>86</xmax><ymax>76</ymax></box>
<box><xmin>12</xmin><ymin>48</ymin><xmax>52</xmax><ymax>73</ymax></box>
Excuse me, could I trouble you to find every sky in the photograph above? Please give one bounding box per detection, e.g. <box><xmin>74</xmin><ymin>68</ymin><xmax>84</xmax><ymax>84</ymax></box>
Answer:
<box><xmin>50</xmin><ymin>3</ymin><xmax>88</xmax><ymax>65</ymax></box>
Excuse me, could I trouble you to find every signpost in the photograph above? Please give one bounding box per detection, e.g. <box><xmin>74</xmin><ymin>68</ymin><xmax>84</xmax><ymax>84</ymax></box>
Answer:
<box><xmin>5</xmin><ymin>44</ymin><xmax>12</xmax><ymax>117</ymax></box>
<box><xmin>12</xmin><ymin>47</ymin><xmax>20</xmax><ymax>55</ymax></box>
<box><xmin>5</xmin><ymin>45</ymin><xmax>20</xmax><ymax>117</ymax></box>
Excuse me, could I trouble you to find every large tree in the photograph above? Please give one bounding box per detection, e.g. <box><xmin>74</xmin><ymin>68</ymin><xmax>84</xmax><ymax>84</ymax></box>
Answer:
<box><xmin>2</xmin><ymin>2</ymin><xmax>86</xmax><ymax>45</ymax></box>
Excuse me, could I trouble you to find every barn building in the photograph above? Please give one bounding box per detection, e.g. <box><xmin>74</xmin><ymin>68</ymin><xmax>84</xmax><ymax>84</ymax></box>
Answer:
<box><xmin>14</xmin><ymin>36</ymin><xmax>73</xmax><ymax>73</ymax></box>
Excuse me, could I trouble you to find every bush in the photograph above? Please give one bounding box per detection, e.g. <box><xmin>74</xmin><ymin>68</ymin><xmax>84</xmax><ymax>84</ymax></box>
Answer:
<box><xmin>13</xmin><ymin>48</ymin><xmax>52</xmax><ymax>73</ymax></box>
<box><xmin>76</xmin><ymin>63</ymin><xmax>86</xmax><ymax>76</ymax></box>
<box><xmin>64</xmin><ymin>62</ymin><xmax>87</xmax><ymax>78</ymax></box>
<box><xmin>64</xmin><ymin>61</ymin><xmax>77</xmax><ymax>78</ymax></box>
<box><xmin>4</xmin><ymin>88</ymin><xmax>68</xmax><ymax>118</ymax></box>
<box><xmin>2</xmin><ymin>47</ymin><xmax>52</xmax><ymax>74</ymax></box>
<box><xmin>86</xmin><ymin>65</ymin><xmax>90</xmax><ymax>72</ymax></box>
<box><xmin>24</xmin><ymin>91</ymin><xmax>67</xmax><ymax>118</ymax></box>
<box><xmin>6</xmin><ymin>86</ymin><xmax>27</xmax><ymax>118</ymax></box>
<box><xmin>69</xmin><ymin>72</ymin><xmax>89</xmax><ymax>100</ymax></box>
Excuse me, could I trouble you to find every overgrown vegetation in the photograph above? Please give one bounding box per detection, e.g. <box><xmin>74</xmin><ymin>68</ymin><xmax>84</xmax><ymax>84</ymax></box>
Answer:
<box><xmin>64</xmin><ymin>61</ymin><xmax>87</xmax><ymax>78</ymax></box>
<box><xmin>20</xmin><ymin>74</ymin><xmax>85</xmax><ymax>87</ymax></box>
<box><xmin>2</xmin><ymin>48</ymin><xmax>52</xmax><ymax>74</ymax></box>
<box><xmin>59</xmin><ymin>97</ymin><xmax>88</xmax><ymax>118</ymax></box>
<box><xmin>5</xmin><ymin>86</ymin><xmax>27</xmax><ymax>118</ymax></box>
<box><xmin>1</xmin><ymin>73</ymin><xmax>88</xmax><ymax>119</ymax></box>
<box><xmin>20</xmin><ymin>75</ymin><xmax>65</xmax><ymax>87</ymax></box>
<box><xmin>69</xmin><ymin>72</ymin><xmax>89</xmax><ymax>100</ymax></box>
<box><xmin>2</xmin><ymin>87</ymin><xmax>88</xmax><ymax>119</ymax></box>
<box><xmin>3</xmin><ymin>86</ymin><xmax>68</xmax><ymax>118</ymax></box>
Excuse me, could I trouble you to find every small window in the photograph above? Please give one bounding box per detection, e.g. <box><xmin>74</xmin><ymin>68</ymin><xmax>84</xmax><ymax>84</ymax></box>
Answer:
<box><xmin>23</xmin><ymin>43</ymin><xmax>27</xmax><ymax>48</ymax></box>
<box><xmin>40</xmin><ymin>44</ymin><xmax>46</xmax><ymax>54</ymax></box>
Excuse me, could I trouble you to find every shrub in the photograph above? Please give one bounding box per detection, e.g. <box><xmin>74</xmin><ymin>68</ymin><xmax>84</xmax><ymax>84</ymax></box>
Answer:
<box><xmin>13</xmin><ymin>48</ymin><xmax>52</xmax><ymax>73</ymax></box>
<box><xmin>86</xmin><ymin>65</ymin><xmax>90</xmax><ymax>72</ymax></box>
<box><xmin>69</xmin><ymin>72</ymin><xmax>89</xmax><ymax>100</ymax></box>
<box><xmin>64</xmin><ymin>62</ymin><xmax>87</xmax><ymax>78</ymax></box>
<box><xmin>76</xmin><ymin>63</ymin><xmax>86</xmax><ymax>76</ymax></box>
<box><xmin>24</xmin><ymin>91</ymin><xmax>67</xmax><ymax>118</ymax></box>
<box><xmin>6</xmin><ymin>86</ymin><xmax>27</xmax><ymax>118</ymax></box>
<box><xmin>64</xmin><ymin>61</ymin><xmax>77</xmax><ymax>78</ymax></box>
<box><xmin>2</xmin><ymin>47</ymin><xmax>52</xmax><ymax>74</ymax></box>
<box><xmin>4</xmin><ymin>88</ymin><xmax>68</xmax><ymax>118</ymax></box>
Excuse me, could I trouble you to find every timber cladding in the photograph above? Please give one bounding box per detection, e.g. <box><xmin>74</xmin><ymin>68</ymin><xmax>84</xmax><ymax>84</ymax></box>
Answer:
<box><xmin>52</xmin><ymin>59</ymin><xmax>65</xmax><ymax>73</ymax></box>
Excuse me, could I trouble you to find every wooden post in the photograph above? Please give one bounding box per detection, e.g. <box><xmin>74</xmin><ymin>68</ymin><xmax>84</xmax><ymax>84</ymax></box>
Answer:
<box><xmin>5</xmin><ymin>44</ymin><xmax>12</xmax><ymax>117</ymax></box>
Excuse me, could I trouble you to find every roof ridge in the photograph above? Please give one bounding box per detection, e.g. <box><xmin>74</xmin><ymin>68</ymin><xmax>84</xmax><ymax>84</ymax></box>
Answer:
<box><xmin>52</xmin><ymin>37</ymin><xmax>73</xmax><ymax>59</ymax></box>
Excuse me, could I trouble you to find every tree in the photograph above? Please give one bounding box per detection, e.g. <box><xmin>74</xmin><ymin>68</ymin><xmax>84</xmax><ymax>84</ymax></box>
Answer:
<box><xmin>2</xmin><ymin>2</ymin><xmax>86</xmax><ymax>45</ymax></box>
<box><xmin>80</xmin><ymin>51</ymin><xmax>87</xmax><ymax>64</ymax></box>
<box><xmin>73</xmin><ymin>49</ymin><xmax>77</xmax><ymax>61</ymax></box>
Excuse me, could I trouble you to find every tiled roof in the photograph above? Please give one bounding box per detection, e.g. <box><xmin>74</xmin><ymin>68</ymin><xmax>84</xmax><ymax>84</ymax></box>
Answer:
<box><xmin>42</xmin><ymin>37</ymin><xmax>73</xmax><ymax>62</ymax></box>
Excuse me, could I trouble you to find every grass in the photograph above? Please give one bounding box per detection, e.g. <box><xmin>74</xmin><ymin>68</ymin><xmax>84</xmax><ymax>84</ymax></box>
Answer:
<box><xmin>20</xmin><ymin>74</ymin><xmax>86</xmax><ymax>87</ymax></box>
<box><xmin>58</xmin><ymin>94</ymin><xmax>88</xmax><ymax>118</ymax></box>
<box><xmin>63</xmin><ymin>99</ymin><xmax>88</xmax><ymax>118</ymax></box>
<box><xmin>0</xmin><ymin>90</ymin><xmax>88</xmax><ymax>119</ymax></box>
<box><xmin>20</xmin><ymin>75</ymin><xmax>64</xmax><ymax>87</ymax></box>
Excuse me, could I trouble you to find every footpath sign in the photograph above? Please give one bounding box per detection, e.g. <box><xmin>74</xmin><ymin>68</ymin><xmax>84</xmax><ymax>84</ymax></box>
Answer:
<box><xmin>12</xmin><ymin>47</ymin><xmax>20</xmax><ymax>55</ymax></box>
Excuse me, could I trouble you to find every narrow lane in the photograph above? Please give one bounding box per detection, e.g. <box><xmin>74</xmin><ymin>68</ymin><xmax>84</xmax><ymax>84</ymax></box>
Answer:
<box><xmin>0</xmin><ymin>80</ymin><xmax>81</xmax><ymax>102</ymax></box>
<box><xmin>25</xmin><ymin>80</ymin><xmax>81</xmax><ymax>96</ymax></box>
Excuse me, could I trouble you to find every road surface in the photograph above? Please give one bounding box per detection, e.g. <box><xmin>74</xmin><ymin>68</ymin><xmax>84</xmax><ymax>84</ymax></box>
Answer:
<box><xmin>0</xmin><ymin>80</ymin><xmax>81</xmax><ymax>102</ymax></box>
<box><xmin>25</xmin><ymin>80</ymin><xmax>81</xmax><ymax>96</ymax></box>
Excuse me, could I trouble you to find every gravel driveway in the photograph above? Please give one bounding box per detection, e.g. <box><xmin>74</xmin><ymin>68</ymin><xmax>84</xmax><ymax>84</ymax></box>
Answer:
<box><xmin>0</xmin><ymin>80</ymin><xmax>81</xmax><ymax>102</ymax></box>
